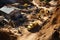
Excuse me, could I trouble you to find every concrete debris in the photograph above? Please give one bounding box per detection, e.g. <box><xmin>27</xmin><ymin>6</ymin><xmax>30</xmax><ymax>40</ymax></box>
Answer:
<box><xmin>0</xmin><ymin>0</ymin><xmax>60</xmax><ymax>40</ymax></box>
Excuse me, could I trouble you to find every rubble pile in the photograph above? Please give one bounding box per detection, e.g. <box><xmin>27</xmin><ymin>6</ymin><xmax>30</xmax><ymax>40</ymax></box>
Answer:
<box><xmin>0</xmin><ymin>0</ymin><xmax>60</xmax><ymax>40</ymax></box>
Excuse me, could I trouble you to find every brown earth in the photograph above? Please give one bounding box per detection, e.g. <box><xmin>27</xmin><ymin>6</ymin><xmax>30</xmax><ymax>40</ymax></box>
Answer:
<box><xmin>0</xmin><ymin>0</ymin><xmax>60</xmax><ymax>40</ymax></box>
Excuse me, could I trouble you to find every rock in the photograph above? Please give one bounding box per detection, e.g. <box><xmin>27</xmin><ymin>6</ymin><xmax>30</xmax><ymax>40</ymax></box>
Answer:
<box><xmin>49</xmin><ymin>0</ymin><xmax>58</xmax><ymax>6</ymax></box>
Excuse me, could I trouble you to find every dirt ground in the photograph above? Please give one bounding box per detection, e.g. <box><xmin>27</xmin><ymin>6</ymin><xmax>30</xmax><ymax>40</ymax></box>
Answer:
<box><xmin>0</xmin><ymin>0</ymin><xmax>60</xmax><ymax>40</ymax></box>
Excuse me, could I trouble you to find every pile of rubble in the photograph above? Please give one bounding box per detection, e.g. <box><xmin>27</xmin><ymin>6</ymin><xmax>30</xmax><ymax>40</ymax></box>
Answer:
<box><xmin>0</xmin><ymin>0</ymin><xmax>57</xmax><ymax>28</ymax></box>
<box><xmin>0</xmin><ymin>0</ymin><xmax>60</xmax><ymax>40</ymax></box>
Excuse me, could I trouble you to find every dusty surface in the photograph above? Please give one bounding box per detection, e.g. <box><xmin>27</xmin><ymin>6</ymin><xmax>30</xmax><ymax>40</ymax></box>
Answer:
<box><xmin>0</xmin><ymin>7</ymin><xmax>60</xmax><ymax>40</ymax></box>
<box><xmin>0</xmin><ymin>0</ymin><xmax>60</xmax><ymax>40</ymax></box>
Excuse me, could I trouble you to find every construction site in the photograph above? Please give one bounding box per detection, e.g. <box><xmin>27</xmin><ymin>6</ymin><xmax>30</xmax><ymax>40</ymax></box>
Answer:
<box><xmin>0</xmin><ymin>0</ymin><xmax>60</xmax><ymax>40</ymax></box>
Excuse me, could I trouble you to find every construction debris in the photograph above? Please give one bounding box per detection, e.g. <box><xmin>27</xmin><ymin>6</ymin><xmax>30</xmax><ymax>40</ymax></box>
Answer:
<box><xmin>0</xmin><ymin>0</ymin><xmax>60</xmax><ymax>40</ymax></box>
